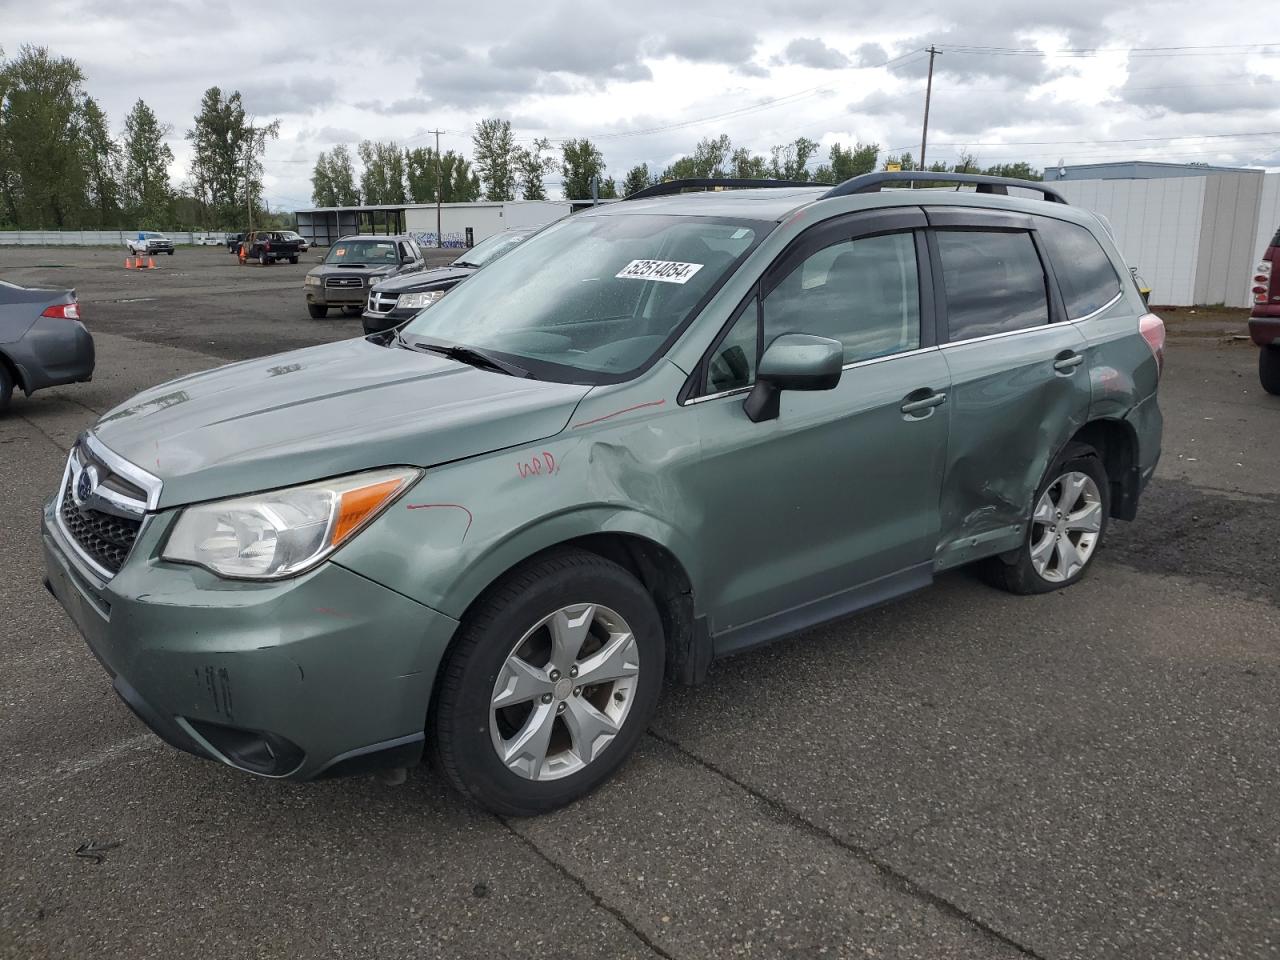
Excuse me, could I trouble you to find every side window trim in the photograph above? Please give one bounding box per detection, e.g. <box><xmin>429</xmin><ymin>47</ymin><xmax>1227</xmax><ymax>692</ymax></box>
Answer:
<box><xmin>1028</xmin><ymin>228</ymin><xmax>1068</xmax><ymax>325</ymax></box>
<box><xmin>681</xmin><ymin>287</ymin><xmax>760</xmax><ymax>404</ymax></box>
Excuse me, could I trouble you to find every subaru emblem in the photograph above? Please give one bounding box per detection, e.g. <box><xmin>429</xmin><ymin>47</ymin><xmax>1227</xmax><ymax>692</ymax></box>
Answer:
<box><xmin>75</xmin><ymin>465</ymin><xmax>98</xmax><ymax>505</ymax></box>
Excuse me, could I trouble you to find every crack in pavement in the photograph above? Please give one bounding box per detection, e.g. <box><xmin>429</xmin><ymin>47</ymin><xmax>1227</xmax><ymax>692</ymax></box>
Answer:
<box><xmin>646</xmin><ymin>730</ymin><xmax>1048</xmax><ymax>960</ymax></box>
<box><xmin>499</xmin><ymin>817</ymin><xmax>678</xmax><ymax>960</ymax></box>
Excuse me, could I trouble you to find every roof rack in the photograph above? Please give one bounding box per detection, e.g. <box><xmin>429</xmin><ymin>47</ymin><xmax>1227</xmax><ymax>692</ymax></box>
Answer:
<box><xmin>822</xmin><ymin>171</ymin><xmax>1068</xmax><ymax>204</ymax></box>
<box><xmin>624</xmin><ymin>177</ymin><xmax>819</xmax><ymax>201</ymax></box>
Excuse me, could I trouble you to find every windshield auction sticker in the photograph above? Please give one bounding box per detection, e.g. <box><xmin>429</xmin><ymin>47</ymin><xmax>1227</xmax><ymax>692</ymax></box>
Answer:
<box><xmin>616</xmin><ymin>259</ymin><xmax>704</xmax><ymax>284</ymax></box>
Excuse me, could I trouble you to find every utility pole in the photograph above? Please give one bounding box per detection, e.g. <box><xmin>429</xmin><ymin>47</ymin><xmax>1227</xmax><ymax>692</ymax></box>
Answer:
<box><xmin>245</xmin><ymin>134</ymin><xmax>253</xmax><ymax>233</ymax></box>
<box><xmin>429</xmin><ymin>128</ymin><xmax>444</xmax><ymax>247</ymax></box>
<box><xmin>919</xmin><ymin>45</ymin><xmax>940</xmax><ymax>173</ymax></box>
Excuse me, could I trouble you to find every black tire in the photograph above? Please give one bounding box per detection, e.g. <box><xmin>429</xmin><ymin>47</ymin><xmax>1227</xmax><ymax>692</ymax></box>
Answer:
<box><xmin>289</xmin><ymin>256</ymin><xmax>298</xmax><ymax>265</ymax></box>
<box><xmin>307</xmin><ymin>303</ymin><xmax>329</xmax><ymax>319</ymax></box>
<box><xmin>0</xmin><ymin>363</ymin><xmax>13</xmax><ymax>414</ymax></box>
<box><xmin>166</xmin><ymin>250</ymin><xmax>174</xmax><ymax>255</ymax></box>
<box><xmin>1260</xmin><ymin>346</ymin><xmax>1280</xmax><ymax>396</ymax></box>
<box><xmin>982</xmin><ymin>442</ymin><xmax>1110</xmax><ymax>595</ymax></box>
<box><xmin>258</xmin><ymin>251</ymin><xmax>269</xmax><ymax>266</ymax></box>
<box><xmin>341</xmin><ymin>305</ymin><xmax>363</xmax><ymax>316</ymax></box>
<box><xmin>430</xmin><ymin>549</ymin><xmax>665</xmax><ymax>816</ymax></box>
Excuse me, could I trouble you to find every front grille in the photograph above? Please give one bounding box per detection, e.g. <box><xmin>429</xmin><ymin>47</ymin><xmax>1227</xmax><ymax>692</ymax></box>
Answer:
<box><xmin>367</xmin><ymin>290</ymin><xmax>398</xmax><ymax>314</ymax></box>
<box><xmin>59</xmin><ymin>476</ymin><xmax>141</xmax><ymax>575</ymax></box>
<box><xmin>325</xmin><ymin>276</ymin><xmax>364</xmax><ymax>289</ymax></box>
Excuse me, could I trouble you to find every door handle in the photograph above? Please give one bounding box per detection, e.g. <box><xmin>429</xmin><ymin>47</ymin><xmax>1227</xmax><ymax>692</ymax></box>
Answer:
<box><xmin>1053</xmin><ymin>352</ymin><xmax>1085</xmax><ymax>373</ymax></box>
<box><xmin>900</xmin><ymin>391</ymin><xmax>947</xmax><ymax>415</ymax></box>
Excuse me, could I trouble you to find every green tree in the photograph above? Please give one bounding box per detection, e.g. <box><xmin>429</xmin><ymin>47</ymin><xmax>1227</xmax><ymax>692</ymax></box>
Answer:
<box><xmin>768</xmin><ymin>137</ymin><xmax>819</xmax><ymax>181</ymax></box>
<box><xmin>327</xmin><ymin>144</ymin><xmax>360</xmax><ymax>204</ymax></box>
<box><xmin>730</xmin><ymin>147</ymin><xmax>769</xmax><ymax>179</ymax></box>
<box><xmin>357</xmin><ymin>140</ymin><xmax>407</xmax><ymax>204</ymax></box>
<box><xmin>622</xmin><ymin>163</ymin><xmax>653</xmax><ymax>196</ymax></box>
<box><xmin>884</xmin><ymin>151</ymin><xmax>916</xmax><ymax>171</ymax></box>
<box><xmin>952</xmin><ymin>151</ymin><xmax>979</xmax><ymax>174</ymax></box>
<box><xmin>405</xmin><ymin>147</ymin><xmax>481</xmax><ymax>203</ymax></box>
<box><xmin>186</xmin><ymin>88</ymin><xmax>276</xmax><ymax>228</ymax></box>
<box><xmin>813</xmin><ymin>141</ymin><xmax>879</xmax><ymax>183</ymax></box>
<box><xmin>472</xmin><ymin>118</ymin><xmax>516</xmax><ymax>201</ymax></box>
<box><xmin>983</xmin><ymin>161</ymin><xmax>1042</xmax><ymax>181</ymax></box>
<box><xmin>121</xmin><ymin>98</ymin><xmax>173</xmax><ymax>227</ymax></box>
<box><xmin>561</xmin><ymin>137</ymin><xmax>612</xmax><ymax>200</ymax></box>
<box><xmin>80</xmin><ymin>96</ymin><xmax>122</xmax><ymax>228</ymax></box>
<box><xmin>310</xmin><ymin>149</ymin><xmax>335</xmax><ymax>206</ymax></box>
<box><xmin>515</xmin><ymin>137</ymin><xmax>555</xmax><ymax>200</ymax></box>
<box><xmin>0</xmin><ymin>45</ymin><xmax>90</xmax><ymax>227</ymax></box>
<box><xmin>662</xmin><ymin>135</ymin><xmax>732</xmax><ymax>180</ymax></box>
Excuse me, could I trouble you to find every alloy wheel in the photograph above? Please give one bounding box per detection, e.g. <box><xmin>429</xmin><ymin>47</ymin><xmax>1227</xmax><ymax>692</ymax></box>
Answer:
<box><xmin>1029</xmin><ymin>470</ymin><xmax>1103</xmax><ymax>582</ymax></box>
<box><xmin>489</xmin><ymin>603</ymin><xmax>640</xmax><ymax>782</ymax></box>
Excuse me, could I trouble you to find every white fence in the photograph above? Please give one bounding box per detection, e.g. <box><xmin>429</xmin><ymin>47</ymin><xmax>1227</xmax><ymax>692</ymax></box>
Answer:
<box><xmin>0</xmin><ymin>230</ymin><xmax>230</xmax><ymax>246</ymax></box>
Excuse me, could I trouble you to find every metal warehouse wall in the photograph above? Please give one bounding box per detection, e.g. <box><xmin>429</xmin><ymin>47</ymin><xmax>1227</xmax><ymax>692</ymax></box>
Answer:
<box><xmin>1254</xmin><ymin>173</ymin><xmax>1280</xmax><ymax>260</ymax></box>
<box><xmin>1194</xmin><ymin>173</ymin><xmax>1264</xmax><ymax>307</ymax></box>
<box><xmin>403</xmin><ymin>202</ymin><xmax>569</xmax><ymax>247</ymax></box>
<box><xmin>1055</xmin><ymin>177</ymin><xmax>1206</xmax><ymax>306</ymax></box>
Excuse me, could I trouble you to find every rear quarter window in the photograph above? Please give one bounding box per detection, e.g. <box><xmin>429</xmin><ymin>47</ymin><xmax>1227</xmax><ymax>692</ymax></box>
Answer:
<box><xmin>1036</xmin><ymin>217</ymin><xmax>1123</xmax><ymax>319</ymax></box>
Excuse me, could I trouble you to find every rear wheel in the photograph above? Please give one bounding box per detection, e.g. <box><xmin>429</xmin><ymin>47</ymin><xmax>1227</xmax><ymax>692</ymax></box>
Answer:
<box><xmin>307</xmin><ymin>303</ymin><xmax>328</xmax><ymax>319</ymax></box>
<box><xmin>1260</xmin><ymin>346</ymin><xmax>1280</xmax><ymax>396</ymax></box>
<box><xmin>0</xmin><ymin>364</ymin><xmax>12</xmax><ymax>414</ymax></box>
<box><xmin>983</xmin><ymin>444</ymin><xmax>1109</xmax><ymax>595</ymax></box>
<box><xmin>166</xmin><ymin>250</ymin><xmax>174</xmax><ymax>256</ymax></box>
<box><xmin>258</xmin><ymin>251</ymin><xmax>269</xmax><ymax>265</ymax></box>
<box><xmin>431</xmin><ymin>549</ymin><xmax>664</xmax><ymax>816</ymax></box>
<box><xmin>289</xmin><ymin>256</ymin><xmax>299</xmax><ymax>265</ymax></box>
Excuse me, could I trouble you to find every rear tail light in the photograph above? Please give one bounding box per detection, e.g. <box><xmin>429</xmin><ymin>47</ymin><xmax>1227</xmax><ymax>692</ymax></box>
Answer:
<box><xmin>41</xmin><ymin>302</ymin><xmax>80</xmax><ymax>321</ymax></box>
<box><xmin>1255</xmin><ymin>260</ymin><xmax>1275</xmax><ymax>304</ymax></box>
<box><xmin>1139</xmin><ymin>313</ymin><xmax>1165</xmax><ymax>378</ymax></box>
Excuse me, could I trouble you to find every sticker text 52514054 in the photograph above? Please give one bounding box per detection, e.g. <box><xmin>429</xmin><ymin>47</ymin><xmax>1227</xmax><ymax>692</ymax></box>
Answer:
<box><xmin>615</xmin><ymin>259</ymin><xmax>704</xmax><ymax>284</ymax></box>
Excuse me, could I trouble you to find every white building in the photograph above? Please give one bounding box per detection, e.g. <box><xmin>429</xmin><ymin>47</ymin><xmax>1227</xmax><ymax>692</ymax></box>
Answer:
<box><xmin>295</xmin><ymin>200</ymin><xmax>572</xmax><ymax>250</ymax></box>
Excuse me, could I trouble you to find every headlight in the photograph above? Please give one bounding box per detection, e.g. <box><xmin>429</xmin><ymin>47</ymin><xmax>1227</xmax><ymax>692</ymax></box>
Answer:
<box><xmin>304</xmin><ymin>275</ymin><xmax>322</xmax><ymax>286</ymax></box>
<box><xmin>162</xmin><ymin>467</ymin><xmax>421</xmax><ymax>580</ymax></box>
<box><xmin>397</xmin><ymin>290</ymin><xmax>445</xmax><ymax>310</ymax></box>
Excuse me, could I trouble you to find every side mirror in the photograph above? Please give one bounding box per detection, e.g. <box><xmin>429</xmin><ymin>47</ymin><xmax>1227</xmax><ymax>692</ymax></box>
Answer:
<box><xmin>743</xmin><ymin>334</ymin><xmax>843</xmax><ymax>423</ymax></box>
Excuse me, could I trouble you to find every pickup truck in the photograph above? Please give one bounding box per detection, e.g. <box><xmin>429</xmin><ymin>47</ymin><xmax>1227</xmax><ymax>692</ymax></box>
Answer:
<box><xmin>126</xmin><ymin>232</ymin><xmax>174</xmax><ymax>256</ymax></box>
<box><xmin>239</xmin><ymin>231</ymin><xmax>302</xmax><ymax>265</ymax></box>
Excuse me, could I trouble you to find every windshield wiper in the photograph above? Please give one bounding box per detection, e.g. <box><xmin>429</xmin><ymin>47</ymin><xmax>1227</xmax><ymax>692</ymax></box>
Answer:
<box><xmin>400</xmin><ymin>337</ymin><xmax>530</xmax><ymax>378</ymax></box>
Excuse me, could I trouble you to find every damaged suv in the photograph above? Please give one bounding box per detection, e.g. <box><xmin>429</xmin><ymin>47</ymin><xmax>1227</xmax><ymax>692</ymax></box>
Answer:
<box><xmin>43</xmin><ymin>173</ymin><xmax>1163</xmax><ymax>816</ymax></box>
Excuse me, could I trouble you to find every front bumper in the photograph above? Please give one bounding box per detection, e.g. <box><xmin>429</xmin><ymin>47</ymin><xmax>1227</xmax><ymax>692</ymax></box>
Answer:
<box><xmin>306</xmin><ymin>287</ymin><xmax>365</xmax><ymax>307</ymax></box>
<box><xmin>42</xmin><ymin>502</ymin><xmax>458</xmax><ymax>780</ymax></box>
<box><xmin>362</xmin><ymin>307</ymin><xmax>416</xmax><ymax>334</ymax></box>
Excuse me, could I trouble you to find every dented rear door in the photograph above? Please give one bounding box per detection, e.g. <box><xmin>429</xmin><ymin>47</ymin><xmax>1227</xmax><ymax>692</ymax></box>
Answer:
<box><xmin>926</xmin><ymin>210</ymin><xmax>1092</xmax><ymax>571</ymax></box>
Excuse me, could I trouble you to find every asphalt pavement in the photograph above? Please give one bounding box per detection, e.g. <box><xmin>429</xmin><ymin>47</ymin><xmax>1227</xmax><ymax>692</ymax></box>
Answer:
<box><xmin>1</xmin><ymin>247</ymin><xmax>1277</xmax><ymax>959</ymax></box>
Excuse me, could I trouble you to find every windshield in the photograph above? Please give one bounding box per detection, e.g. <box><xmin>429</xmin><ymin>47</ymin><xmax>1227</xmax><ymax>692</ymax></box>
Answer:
<box><xmin>454</xmin><ymin>231</ymin><xmax>530</xmax><ymax>268</ymax></box>
<box><xmin>326</xmin><ymin>240</ymin><xmax>400</xmax><ymax>265</ymax></box>
<box><xmin>401</xmin><ymin>213</ymin><xmax>765</xmax><ymax>383</ymax></box>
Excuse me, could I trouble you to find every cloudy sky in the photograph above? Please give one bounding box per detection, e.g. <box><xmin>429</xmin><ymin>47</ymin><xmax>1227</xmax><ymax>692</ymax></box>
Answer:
<box><xmin>7</xmin><ymin>0</ymin><xmax>1280</xmax><ymax>208</ymax></box>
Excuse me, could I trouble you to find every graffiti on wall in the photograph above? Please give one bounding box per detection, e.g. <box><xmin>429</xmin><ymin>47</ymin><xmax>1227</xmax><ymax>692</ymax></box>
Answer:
<box><xmin>412</xmin><ymin>232</ymin><xmax>469</xmax><ymax>249</ymax></box>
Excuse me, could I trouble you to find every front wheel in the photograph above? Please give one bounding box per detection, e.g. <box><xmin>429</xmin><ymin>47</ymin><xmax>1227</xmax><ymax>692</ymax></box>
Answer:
<box><xmin>1260</xmin><ymin>346</ymin><xmax>1280</xmax><ymax>396</ymax></box>
<box><xmin>341</xmin><ymin>305</ymin><xmax>362</xmax><ymax>316</ymax></box>
<box><xmin>166</xmin><ymin>250</ymin><xmax>174</xmax><ymax>255</ymax></box>
<box><xmin>289</xmin><ymin>256</ymin><xmax>298</xmax><ymax>265</ymax></box>
<box><xmin>431</xmin><ymin>549</ymin><xmax>664</xmax><ymax>816</ymax></box>
<box><xmin>307</xmin><ymin>303</ymin><xmax>328</xmax><ymax>319</ymax></box>
<box><xmin>258</xmin><ymin>251</ymin><xmax>269</xmax><ymax>265</ymax></box>
<box><xmin>983</xmin><ymin>444</ymin><xmax>1109</xmax><ymax>595</ymax></box>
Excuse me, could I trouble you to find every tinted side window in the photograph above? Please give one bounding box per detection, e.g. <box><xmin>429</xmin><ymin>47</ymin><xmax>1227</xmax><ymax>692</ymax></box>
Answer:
<box><xmin>705</xmin><ymin>301</ymin><xmax>758</xmax><ymax>393</ymax></box>
<box><xmin>1036</xmin><ymin>218</ymin><xmax>1122</xmax><ymax>318</ymax></box>
<box><xmin>764</xmin><ymin>232</ymin><xmax>920</xmax><ymax>363</ymax></box>
<box><xmin>937</xmin><ymin>230</ymin><xmax>1048</xmax><ymax>340</ymax></box>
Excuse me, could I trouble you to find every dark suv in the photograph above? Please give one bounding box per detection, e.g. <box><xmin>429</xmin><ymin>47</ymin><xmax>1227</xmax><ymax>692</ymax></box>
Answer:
<box><xmin>1249</xmin><ymin>224</ymin><xmax>1280</xmax><ymax>394</ymax></box>
<box><xmin>362</xmin><ymin>227</ymin><xmax>535</xmax><ymax>334</ymax></box>
<box><xmin>303</xmin><ymin>235</ymin><xmax>426</xmax><ymax>319</ymax></box>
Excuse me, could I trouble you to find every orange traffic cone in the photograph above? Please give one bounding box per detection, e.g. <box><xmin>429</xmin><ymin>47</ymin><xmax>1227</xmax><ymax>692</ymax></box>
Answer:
<box><xmin>147</xmin><ymin>256</ymin><xmax>156</xmax><ymax>269</ymax></box>
<box><xmin>124</xmin><ymin>256</ymin><xmax>132</xmax><ymax>269</ymax></box>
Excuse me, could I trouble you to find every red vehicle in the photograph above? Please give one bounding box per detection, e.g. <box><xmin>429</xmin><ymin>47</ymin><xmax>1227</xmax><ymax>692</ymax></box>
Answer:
<box><xmin>1249</xmin><ymin>224</ymin><xmax>1280</xmax><ymax>395</ymax></box>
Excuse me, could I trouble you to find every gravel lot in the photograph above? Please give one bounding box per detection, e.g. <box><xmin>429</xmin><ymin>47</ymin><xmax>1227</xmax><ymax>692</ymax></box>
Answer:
<box><xmin>1</xmin><ymin>246</ymin><xmax>1277</xmax><ymax>960</ymax></box>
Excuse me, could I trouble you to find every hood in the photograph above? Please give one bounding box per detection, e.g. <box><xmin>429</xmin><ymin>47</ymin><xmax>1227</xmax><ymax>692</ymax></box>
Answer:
<box><xmin>372</xmin><ymin>264</ymin><xmax>474</xmax><ymax>294</ymax></box>
<box><xmin>306</xmin><ymin>262</ymin><xmax>401</xmax><ymax>281</ymax></box>
<box><xmin>91</xmin><ymin>337</ymin><xmax>591</xmax><ymax>508</ymax></box>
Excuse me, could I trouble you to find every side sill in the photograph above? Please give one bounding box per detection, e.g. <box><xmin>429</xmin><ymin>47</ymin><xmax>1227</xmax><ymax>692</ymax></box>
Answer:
<box><xmin>712</xmin><ymin>562</ymin><xmax>933</xmax><ymax>660</ymax></box>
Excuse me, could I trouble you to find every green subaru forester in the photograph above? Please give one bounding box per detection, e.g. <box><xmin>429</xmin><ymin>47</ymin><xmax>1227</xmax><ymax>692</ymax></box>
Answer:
<box><xmin>43</xmin><ymin>173</ymin><xmax>1164</xmax><ymax>815</ymax></box>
